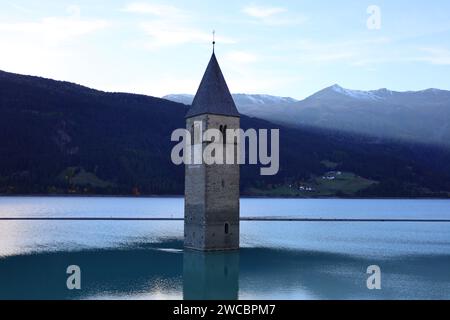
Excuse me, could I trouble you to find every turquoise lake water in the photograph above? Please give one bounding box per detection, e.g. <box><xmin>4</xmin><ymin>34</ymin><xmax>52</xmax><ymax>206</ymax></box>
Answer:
<box><xmin>0</xmin><ymin>197</ymin><xmax>449</xmax><ymax>300</ymax></box>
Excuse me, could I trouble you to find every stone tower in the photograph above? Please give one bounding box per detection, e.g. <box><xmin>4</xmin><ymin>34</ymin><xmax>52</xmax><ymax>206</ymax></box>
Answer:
<box><xmin>184</xmin><ymin>52</ymin><xmax>240</xmax><ymax>251</ymax></box>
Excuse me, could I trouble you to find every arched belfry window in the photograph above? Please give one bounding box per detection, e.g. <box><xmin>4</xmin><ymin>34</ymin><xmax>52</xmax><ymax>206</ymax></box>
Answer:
<box><xmin>191</xmin><ymin>124</ymin><xmax>195</xmax><ymax>145</ymax></box>
<box><xmin>219</xmin><ymin>125</ymin><xmax>227</xmax><ymax>144</ymax></box>
<box><xmin>223</xmin><ymin>125</ymin><xmax>227</xmax><ymax>144</ymax></box>
<box><xmin>193</xmin><ymin>122</ymin><xmax>202</xmax><ymax>144</ymax></box>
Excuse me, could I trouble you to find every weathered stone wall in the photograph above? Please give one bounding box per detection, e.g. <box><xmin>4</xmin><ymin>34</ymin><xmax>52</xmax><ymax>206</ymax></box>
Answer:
<box><xmin>185</xmin><ymin>114</ymin><xmax>240</xmax><ymax>251</ymax></box>
<box><xmin>185</xmin><ymin>115</ymin><xmax>207</xmax><ymax>249</ymax></box>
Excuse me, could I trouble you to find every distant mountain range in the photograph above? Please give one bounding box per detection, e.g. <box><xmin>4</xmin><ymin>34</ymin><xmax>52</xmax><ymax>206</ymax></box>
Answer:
<box><xmin>1</xmin><ymin>69</ymin><xmax>450</xmax><ymax>198</ymax></box>
<box><xmin>165</xmin><ymin>85</ymin><xmax>450</xmax><ymax>147</ymax></box>
<box><xmin>164</xmin><ymin>93</ymin><xmax>299</xmax><ymax>121</ymax></box>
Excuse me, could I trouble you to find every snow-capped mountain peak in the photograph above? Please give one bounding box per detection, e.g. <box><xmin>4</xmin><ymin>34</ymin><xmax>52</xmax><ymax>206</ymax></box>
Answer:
<box><xmin>233</xmin><ymin>94</ymin><xmax>298</xmax><ymax>105</ymax></box>
<box><xmin>329</xmin><ymin>84</ymin><xmax>385</xmax><ymax>101</ymax></box>
<box><xmin>163</xmin><ymin>93</ymin><xmax>298</xmax><ymax>107</ymax></box>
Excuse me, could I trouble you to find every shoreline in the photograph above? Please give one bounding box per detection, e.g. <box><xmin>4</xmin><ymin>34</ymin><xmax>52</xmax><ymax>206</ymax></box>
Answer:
<box><xmin>1</xmin><ymin>217</ymin><xmax>450</xmax><ymax>222</ymax></box>
<box><xmin>0</xmin><ymin>194</ymin><xmax>449</xmax><ymax>200</ymax></box>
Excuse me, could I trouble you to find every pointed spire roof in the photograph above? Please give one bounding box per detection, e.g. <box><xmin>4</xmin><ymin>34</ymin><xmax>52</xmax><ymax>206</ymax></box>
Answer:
<box><xmin>186</xmin><ymin>53</ymin><xmax>240</xmax><ymax>118</ymax></box>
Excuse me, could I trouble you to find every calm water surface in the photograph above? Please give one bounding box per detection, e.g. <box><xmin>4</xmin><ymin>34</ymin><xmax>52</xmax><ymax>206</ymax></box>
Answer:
<box><xmin>0</xmin><ymin>197</ymin><xmax>449</xmax><ymax>300</ymax></box>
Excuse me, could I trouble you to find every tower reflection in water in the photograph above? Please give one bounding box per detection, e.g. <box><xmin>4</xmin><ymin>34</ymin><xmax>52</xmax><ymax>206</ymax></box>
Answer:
<box><xmin>183</xmin><ymin>250</ymin><xmax>239</xmax><ymax>300</ymax></box>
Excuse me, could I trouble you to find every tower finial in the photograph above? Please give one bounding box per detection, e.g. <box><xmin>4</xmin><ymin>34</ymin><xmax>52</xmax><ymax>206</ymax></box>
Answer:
<box><xmin>212</xmin><ymin>30</ymin><xmax>216</xmax><ymax>53</ymax></box>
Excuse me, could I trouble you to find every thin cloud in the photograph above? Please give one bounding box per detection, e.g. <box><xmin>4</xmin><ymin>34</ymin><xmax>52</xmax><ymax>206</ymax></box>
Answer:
<box><xmin>351</xmin><ymin>46</ymin><xmax>450</xmax><ymax>67</ymax></box>
<box><xmin>417</xmin><ymin>48</ymin><xmax>450</xmax><ymax>65</ymax></box>
<box><xmin>242</xmin><ymin>5</ymin><xmax>306</xmax><ymax>26</ymax></box>
<box><xmin>141</xmin><ymin>22</ymin><xmax>211</xmax><ymax>47</ymax></box>
<box><xmin>140</xmin><ymin>21</ymin><xmax>236</xmax><ymax>48</ymax></box>
<box><xmin>293</xmin><ymin>39</ymin><xmax>359</xmax><ymax>64</ymax></box>
<box><xmin>225</xmin><ymin>51</ymin><xmax>259</xmax><ymax>64</ymax></box>
<box><xmin>0</xmin><ymin>5</ymin><xmax>109</xmax><ymax>42</ymax></box>
<box><xmin>123</xmin><ymin>2</ymin><xmax>235</xmax><ymax>48</ymax></box>
<box><xmin>123</xmin><ymin>2</ymin><xmax>186</xmax><ymax>18</ymax></box>
<box><xmin>0</xmin><ymin>5</ymin><xmax>111</xmax><ymax>84</ymax></box>
<box><xmin>243</xmin><ymin>5</ymin><xmax>286</xmax><ymax>18</ymax></box>
<box><xmin>6</xmin><ymin>2</ymin><xmax>33</xmax><ymax>14</ymax></box>
<box><xmin>289</xmin><ymin>37</ymin><xmax>404</xmax><ymax>67</ymax></box>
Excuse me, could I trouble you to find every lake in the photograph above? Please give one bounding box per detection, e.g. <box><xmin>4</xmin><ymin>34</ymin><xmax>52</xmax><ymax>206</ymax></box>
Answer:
<box><xmin>0</xmin><ymin>197</ymin><xmax>449</xmax><ymax>300</ymax></box>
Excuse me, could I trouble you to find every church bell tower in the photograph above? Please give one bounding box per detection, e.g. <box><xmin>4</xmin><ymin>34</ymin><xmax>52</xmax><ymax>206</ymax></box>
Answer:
<box><xmin>184</xmin><ymin>45</ymin><xmax>240</xmax><ymax>251</ymax></box>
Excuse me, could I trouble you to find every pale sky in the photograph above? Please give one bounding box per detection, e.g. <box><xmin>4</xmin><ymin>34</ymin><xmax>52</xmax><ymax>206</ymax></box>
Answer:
<box><xmin>1</xmin><ymin>0</ymin><xmax>449</xmax><ymax>99</ymax></box>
